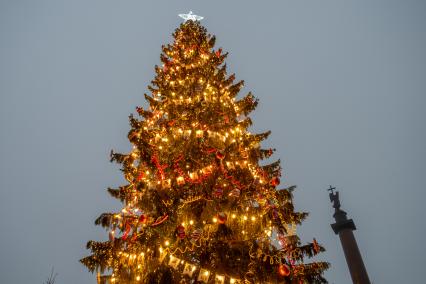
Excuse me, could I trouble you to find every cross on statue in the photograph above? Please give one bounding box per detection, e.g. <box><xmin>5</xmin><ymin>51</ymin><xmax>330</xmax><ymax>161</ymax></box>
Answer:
<box><xmin>328</xmin><ymin>185</ymin><xmax>341</xmax><ymax>211</ymax></box>
<box><xmin>327</xmin><ymin>185</ymin><xmax>336</xmax><ymax>194</ymax></box>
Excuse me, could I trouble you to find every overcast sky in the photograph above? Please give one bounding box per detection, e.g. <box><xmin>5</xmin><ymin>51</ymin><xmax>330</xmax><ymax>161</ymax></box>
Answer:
<box><xmin>1</xmin><ymin>1</ymin><xmax>425</xmax><ymax>283</ymax></box>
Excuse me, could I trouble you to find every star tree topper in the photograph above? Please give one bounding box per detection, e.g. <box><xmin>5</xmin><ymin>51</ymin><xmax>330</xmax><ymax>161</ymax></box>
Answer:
<box><xmin>179</xmin><ymin>11</ymin><xmax>204</xmax><ymax>22</ymax></box>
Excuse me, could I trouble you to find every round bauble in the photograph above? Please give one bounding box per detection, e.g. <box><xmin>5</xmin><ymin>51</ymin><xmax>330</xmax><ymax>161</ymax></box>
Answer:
<box><xmin>217</xmin><ymin>212</ymin><xmax>227</xmax><ymax>224</ymax></box>
<box><xmin>216</xmin><ymin>152</ymin><xmax>225</xmax><ymax>160</ymax></box>
<box><xmin>139</xmin><ymin>214</ymin><xmax>147</xmax><ymax>224</ymax></box>
<box><xmin>278</xmin><ymin>264</ymin><xmax>290</xmax><ymax>277</ymax></box>
<box><xmin>270</xmin><ymin>177</ymin><xmax>280</xmax><ymax>186</ymax></box>
<box><xmin>176</xmin><ymin>225</ymin><xmax>186</xmax><ymax>239</ymax></box>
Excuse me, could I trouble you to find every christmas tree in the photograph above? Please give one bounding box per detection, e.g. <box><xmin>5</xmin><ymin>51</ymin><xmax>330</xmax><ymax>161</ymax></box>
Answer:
<box><xmin>81</xmin><ymin>14</ymin><xmax>329</xmax><ymax>284</ymax></box>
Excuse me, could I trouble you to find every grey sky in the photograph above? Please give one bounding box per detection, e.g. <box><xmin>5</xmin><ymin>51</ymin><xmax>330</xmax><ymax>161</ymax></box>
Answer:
<box><xmin>1</xmin><ymin>1</ymin><xmax>425</xmax><ymax>283</ymax></box>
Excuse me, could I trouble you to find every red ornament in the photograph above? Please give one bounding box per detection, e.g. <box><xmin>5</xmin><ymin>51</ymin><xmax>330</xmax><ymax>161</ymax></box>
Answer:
<box><xmin>278</xmin><ymin>234</ymin><xmax>286</xmax><ymax>248</ymax></box>
<box><xmin>151</xmin><ymin>214</ymin><xmax>169</xmax><ymax>226</ymax></box>
<box><xmin>131</xmin><ymin>232</ymin><xmax>138</xmax><ymax>242</ymax></box>
<box><xmin>136</xmin><ymin>106</ymin><xmax>144</xmax><ymax>115</ymax></box>
<box><xmin>216</xmin><ymin>152</ymin><xmax>225</xmax><ymax>160</ymax></box>
<box><xmin>206</xmin><ymin>148</ymin><xmax>218</xmax><ymax>154</ymax></box>
<box><xmin>139</xmin><ymin>214</ymin><xmax>147</xmax><ymax>224</ymax></box>
<box><xmin>176</xmin><ymin>225</ymin><xmax>186</xmax><ymax>239</ymax></box>
<box><xmin>217</xmin><ymin>212</ymin><xmax>227</xmax><ymax>224</ymax></box>
<box><xmin>313</xmin><ymin>238</ymin><xmax>320</xmax><ymax>253</ymax></box>
<box><xmin>270</xmin><ymin>177</ymin><xmax>280</xmax><ymax>187</ymax></box>
<box><xmin>136</xmin><ymin>171</ymin><xmax>144</xmax><ymax>181</ymax></box>
<box><xmin>278</xmin><ymin>264</ymin><xmax>291</xmax><ymax>277</ymax></box>
<box><xmin>215</xmin><ymin>48</ymin><xmax>222</xmax><ymax>57</ymax></box>
<box><xmin>122</xmin><ymin>223</ymin><xmax>131</xmax><ymax>240</ymax></box>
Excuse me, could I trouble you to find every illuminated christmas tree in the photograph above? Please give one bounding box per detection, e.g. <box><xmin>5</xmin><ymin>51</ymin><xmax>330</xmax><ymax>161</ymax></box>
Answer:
<box><xmin>81</xmin><ymin>13</ymin><xmax>329</xmax><ymax>284</ymax></box>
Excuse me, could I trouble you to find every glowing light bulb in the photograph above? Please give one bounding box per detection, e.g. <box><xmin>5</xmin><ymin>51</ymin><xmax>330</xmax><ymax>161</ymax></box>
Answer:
<box><xmin>165</xmin><ymin>240</ymin><xmax>170</xmax><ymax>246</ymax></box>
<box><xmin>189</xmin><ymin>220</ymin><xmax>194</xmax><ymax>225</ymax></box>
<box><xmin>251</xmin><ymin>216</ymin><xmax>256</xmax><ymax>221</ymax></box>
<box><xmin>230</xmin><ymin>279</ymin><xmax>236</xmax><ymax>283</ymax></box>
<box><xmin>136</xmin><ymin>275</ymin><xmax>140</xmax><ymax>281</ymax></box>
<box><xmin>243</xmin><ymin>215</ymin><xmax>248</xmax><ymax>221</ymax></box>
<box><xmin>232</xmin><ymin>214</ymin><xmax>236</xmax><ymax>219</ymax></box>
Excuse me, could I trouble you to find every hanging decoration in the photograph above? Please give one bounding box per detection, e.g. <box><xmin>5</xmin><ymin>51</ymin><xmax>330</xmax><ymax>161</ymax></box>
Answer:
<box><xmin>121</xmin><ymin>223</ymin><xmax>131</xmax><ymax>240</ymax></box>
<box><xmin>176</xmin><ymin>225</ymin><xmax>186</xmax><ymax>239</ymax></box>
<box><xmin>182</xmin><ymin>262</ymin><xmax>197</xmax><ymax>277</ymax></box>
<box><xmin>313</xmin><ymin>238</ymin><xmax>320</xmax><ymax>254</ymax></box>
<box><xmin>217</xmin><ymin>212</ymin><xmax>227</xmax><ymax>224</ymax></box>
<box><xmin>214</xmin><ymin>274</ymin><xmax>225</xmax><ymax>284</ymax></box>
<box><xmin>169</xmin><ymin>255</ymin><xmax>181</xmax><ymax>269</ymax></box>
<box><xmin>278</xmin><ymin>264</ymin><xmax>291</xmax><ymax>277</ymax></box>
<box><xmin>197</xmin><ymin>269</ymin><xmax>211</xmax><ymax>283</ymax></box>
<box><xmin>151</xmin><ymin>214</ymin><xmax>169</xmax><ymax>226</ymax></box>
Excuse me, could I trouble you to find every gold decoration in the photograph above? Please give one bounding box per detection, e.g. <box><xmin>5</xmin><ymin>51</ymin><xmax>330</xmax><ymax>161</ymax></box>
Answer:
<box><xmin>215</xmin><ymin>274</ymin><xmax>225</xmax><ymax>284</ymax></box>
<box><xmin>197</xmin><ymin>269</ymin><xmax>210</xmax><ymax>283</ymax></box>
<box><xmin>176</xmin><ymin>176</ymin><xmax>185</xmax><ymax>185</ymax></box>
<box><xmin>182</xmin><ymin>263</ymin><xmax>197</xmax><ymax>277</ymax></box>
<box><xmin>168</xmin><ymin>255</ymin><xmax>181</xmax><ymax>269</ymax></box>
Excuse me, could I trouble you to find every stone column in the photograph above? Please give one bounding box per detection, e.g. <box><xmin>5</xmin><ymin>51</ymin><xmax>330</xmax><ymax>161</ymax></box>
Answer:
<box><xmin>328</xmin><ymin>186</ymin><xmax>371</xmax><ymax>284</ymax></box>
